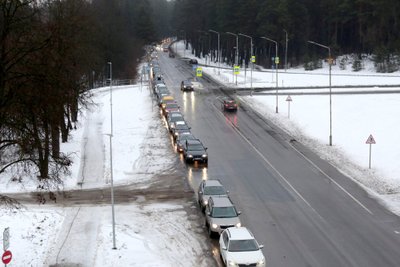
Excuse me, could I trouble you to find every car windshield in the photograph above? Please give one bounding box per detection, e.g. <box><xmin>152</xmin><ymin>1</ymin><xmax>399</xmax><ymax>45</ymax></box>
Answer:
<box><xmin>211</xmin><ymin>207</ymin><xmax>237</xmax><ymax>218</ymax></box>
<box><xmin>188</xmin><ymin>144</ymin><xmax>204</xmax><ymax>151</ymax></box>
<box><xmin>204</xmin><ymin>186</ymin><xmax>225</xmax><ymax>195</ymax></box>
<box><xmin>166</xmin><ymin>103</ymin><xmax>179</xmax><ymax>108</ymax></box>
<box><xmin>176</xmin><ymin>124</ymin><xmax>189</xmax><ymax>130</ymax></box>
<box><xmin>180</xmin><ymin>135</ymin><xmax>195</xmax><ymax>141</ymax></box>
<box><xmin>228</xmin><ymin>239</ymin><xmax>259</xmax><ymax>252</ymax></box>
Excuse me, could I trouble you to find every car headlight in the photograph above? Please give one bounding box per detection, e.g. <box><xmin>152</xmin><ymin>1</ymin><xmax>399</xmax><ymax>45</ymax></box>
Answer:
<box><xmin>203</xmin><ymin>199</ymin><xmax>208</xmax><ymax>205</ymax></box>
<box><xmin>235</xmin><ymin>222</ymin><xmax>241</xmax><ymax>227</ymax></box>
<box><xmin>211</xmin><ymin>223</ymin><xmax>218</xmax><ymax>229</ymax></box>
<box><xmin>188</xmin><ymin>154</ymin><xmax>193</xmax><ymax>158</ymax></box>
<box><xmin>228</xmin><ymin>260</ymin><xmax>238</xmax><ymax>267</ymax></box>
<box><xmin>202</xmin><ymin>154</ymin><xmax>207</xmax><ymax>158</ymax></box>
<box><xmin>257</xmin><ymin>258</ymin><xmax>265</xmax><ymax>266</ymax></box>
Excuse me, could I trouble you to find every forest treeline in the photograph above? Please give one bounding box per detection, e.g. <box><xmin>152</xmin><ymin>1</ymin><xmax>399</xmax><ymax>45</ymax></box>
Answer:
<box><xmin>0</xmin><ymin>0</ymin><xmax>167</xmax><ymax>197</ymax></box>
<box><xmin>171</xmin><ymin>0</ymin><xmax>400</xmax><ymax>70</ymax></box>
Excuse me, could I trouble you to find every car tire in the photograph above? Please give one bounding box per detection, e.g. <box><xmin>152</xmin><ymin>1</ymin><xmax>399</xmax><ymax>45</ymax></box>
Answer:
<box><xmin>208</xmin><ymin>225</ymin><xmax>215</xmax><ymax>238</ymax></box>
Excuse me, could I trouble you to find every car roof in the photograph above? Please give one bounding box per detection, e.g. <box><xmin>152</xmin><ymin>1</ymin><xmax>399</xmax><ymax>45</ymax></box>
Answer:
<box><xmin>209</xmin><ymin>196</ymin><xmax>234</xmax><ymax>207</ymax></box>
<box><xmin>226</xmin><ymin>227</ymin><xmax>255</xmax><ymax>240</ymax></box>
<box><xmin>187</xmin><ymin>138</ymin><xmax>202</xmax><ymax>144</ymax></box>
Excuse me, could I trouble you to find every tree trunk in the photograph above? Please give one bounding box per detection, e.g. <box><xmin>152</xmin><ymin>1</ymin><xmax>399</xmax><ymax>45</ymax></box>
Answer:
<box><xmin>51</xmin><ymin>123</ymin><xmax>60</xmax><ymax>158</ymax></box>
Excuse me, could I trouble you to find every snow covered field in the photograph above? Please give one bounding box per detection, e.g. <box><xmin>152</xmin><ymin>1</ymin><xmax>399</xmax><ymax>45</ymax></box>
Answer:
<box><xmin>1</xmin><ymin>42</ymin><xmax>400</xmax><ymax>266</ymax></box>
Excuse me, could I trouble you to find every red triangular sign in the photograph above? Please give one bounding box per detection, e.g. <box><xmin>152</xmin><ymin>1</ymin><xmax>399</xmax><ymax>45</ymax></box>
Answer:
<box><xmin>365</xmin><ymin>134</ymin><xmax>376</xmax><ymax>144</ymax></box>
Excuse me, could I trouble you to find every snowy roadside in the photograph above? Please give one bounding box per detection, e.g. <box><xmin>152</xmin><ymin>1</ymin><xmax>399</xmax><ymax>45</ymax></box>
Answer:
<box><xmin>0</xmin><ymin>80</ymin><xmax>214</xmax><ymax>266</ymax></box>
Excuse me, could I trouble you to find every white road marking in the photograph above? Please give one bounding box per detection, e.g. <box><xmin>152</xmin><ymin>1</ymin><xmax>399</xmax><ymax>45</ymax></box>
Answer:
<box><xmin>288</xmin><ymin>143</ymin><xmax>373</xmax><ymax>215</ymax></box>
<box><xmin>214</xmin><ymin>105</ymin><xmax>325</xmax><ymax>222</ymax></box>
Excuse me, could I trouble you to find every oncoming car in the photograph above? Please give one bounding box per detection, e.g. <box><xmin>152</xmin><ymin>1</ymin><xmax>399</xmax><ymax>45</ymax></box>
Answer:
<box><xmin>205</xmin><ymin>196</ymin><xmax>241</xmax><ymax>238</ymax></box>
<box><xmin>197</xmin><ymin>179</ymin><xmax>228</xmax><ymax>212</ymax></box>
<box><xmin>183</xmin><ymin>139</ymin><xmax>208</xmax><ymax>165</ymax></box>
<box><xmin>181</xmin><ymin>80</ymin><xmax>194</xmax><ymax>91</ymax></box>
<box><xmin>219</xmin><ymin>227</ymin><xmax>266</xmax><ymax>267</ymax></box>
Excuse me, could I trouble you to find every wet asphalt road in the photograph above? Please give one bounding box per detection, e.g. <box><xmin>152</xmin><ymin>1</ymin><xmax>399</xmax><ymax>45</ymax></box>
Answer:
<box><xmin>158</xmin><ymin>51</ymin><xmax>400</xmax><ymax>267</ymax></box>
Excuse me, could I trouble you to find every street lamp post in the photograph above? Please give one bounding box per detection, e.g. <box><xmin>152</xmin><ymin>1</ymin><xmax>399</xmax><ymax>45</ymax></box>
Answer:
<box><xmin>180</xmin><ymin>30</ymin><xmax>186</xmax><ymax>57</ymax></box>
<box><xmin>209</xmin><ymin>29</ymin><xmax>220</xmax><ymax>75</ymax></box>
<box><xmin>308</xmin><ymin>40</ymin><xmax>333</xmax><ymax>146</ymax></box>
<box><xmin>226</xmin><ymin>32</ymin><xmax>239</xmax><ymax>85</ymax></box>
<box><xmin>261</xmin><ymin>37</ymin><xmax>279</xmax><ymax>113</ymax></box>
<box><xmin>238</xmin><ymin>33</ymin><xmax>253</xmax><ymax>95</ymax></box>
<box><xmin>283</xmin><ymin>29</ymin><xmax>288</xmax><ymax>71</ymax></box>
<box><xmin>108</xmin><ymin>62</ymin><xmax>117</xmax><ymax>249</ymax></box>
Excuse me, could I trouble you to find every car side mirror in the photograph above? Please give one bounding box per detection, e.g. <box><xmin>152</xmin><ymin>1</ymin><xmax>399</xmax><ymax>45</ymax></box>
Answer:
<box><xmin>189</xmin><ymin>127</ymin><xmax>191</xmax><ymax>129</ymax></box>
<box><xmin>206</xmin><ymin>212</ymin><xmax>211</xmax><ymax>216</ymax></box>
<box><xmin>221</xmin><ymin>244</ymin><xmax>227</xmax><ymax>250</ymax></box>
<box><xmin>205</xmin><ymin>147</ymin><xmax>208</xmax><ymax>150</ymax></box>
<box><xmin>226</xmin><ymin>190</ymin><xmax>229</xmax><ymax>194</ymax></box>
<box><xmin>237</xmin><ymin>211</ymin><xmax>241</xmax><ymax>215</ymax></box>
<box><xmin>259</xmin><ymin>245</ymin><xmax>264</xmax><ymax>249</ymax></box>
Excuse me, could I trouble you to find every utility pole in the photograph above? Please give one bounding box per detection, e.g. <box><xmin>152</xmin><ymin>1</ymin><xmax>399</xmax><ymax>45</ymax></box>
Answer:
<box><xmin>261</xmin><ymin>37</ymin><xmax>279</xmax><ymax>113</ymax></box>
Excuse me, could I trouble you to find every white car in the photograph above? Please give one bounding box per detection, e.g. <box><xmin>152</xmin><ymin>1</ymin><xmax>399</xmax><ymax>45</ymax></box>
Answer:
<box><xmin>219</xmin><ymin>227</ymin><xmax>266</xmax><ymax>267</ymax></box>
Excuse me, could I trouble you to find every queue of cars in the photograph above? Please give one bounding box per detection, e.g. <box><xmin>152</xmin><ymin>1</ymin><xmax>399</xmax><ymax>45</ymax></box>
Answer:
<box><xmin>149</xmin><ymin>48</ymin><xmax>263</xmax><ymax>266</ymax></box>
<box><xmin>197</xmin><ymin>179</ymin><xmax>266</xmax><ymax>266</ymax></box>
<box><xmin>149</xmin><ymin>54</ymin><xmax>208</xmax><ymax>166</ymax></box>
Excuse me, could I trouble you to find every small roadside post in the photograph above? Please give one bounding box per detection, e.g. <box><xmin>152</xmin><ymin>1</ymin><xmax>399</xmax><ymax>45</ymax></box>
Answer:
<box><xmin>286</xmin><ymin>95</ymin><xmax>292</xmax><ymax>119</ymax></box>
<box><xmin>365</xmin><ymin>134</ymin><xmax>376</xmax><ymax>169</ymax></box>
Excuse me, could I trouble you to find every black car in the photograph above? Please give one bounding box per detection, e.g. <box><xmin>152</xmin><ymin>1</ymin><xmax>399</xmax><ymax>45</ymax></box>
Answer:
<box><xmin>189</xmin><ymin>58</ymin><xmax>198</xmax><ymax>64</ymax></box>
<box><xmin>171</xmin><ymin>123</ymin><xmax>191</xmax><ymax>141</ymax></box>
<box><xmin>222</xmin><ymin>98</ymin><xmax>238</xmax><ymax>111</ymax></box>
<box><xmin>181</xmin><ymin>80</ymin><xmax>194</xmax><ymax>91</ymax></box>
<box><xmin>183</xmin><ymin>139</ymin><xmax>208</xmax><ymax>164</ymax></box>
<box><xmin>167</xmin><ymin>112</ymin><xmax>185</xmax><ymax>132</ymax></box>
<box><xmin>176</xmin><ymin>132</ymin><xmax>196</xmax><ymax>153</ymax></box>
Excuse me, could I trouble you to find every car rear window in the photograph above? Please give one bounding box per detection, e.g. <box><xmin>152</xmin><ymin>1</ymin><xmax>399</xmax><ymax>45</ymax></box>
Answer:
<box><xmin>228</xmin><ymin>239</ymin><xmax>259</xmax><ymax>252</ymax></box>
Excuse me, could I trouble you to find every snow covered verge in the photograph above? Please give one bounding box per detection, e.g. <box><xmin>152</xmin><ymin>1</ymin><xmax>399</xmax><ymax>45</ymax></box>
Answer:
<box><xmin>0</xmin><ymin>79</ymin><xmax>214</xmax><ymax>266</ymax></box>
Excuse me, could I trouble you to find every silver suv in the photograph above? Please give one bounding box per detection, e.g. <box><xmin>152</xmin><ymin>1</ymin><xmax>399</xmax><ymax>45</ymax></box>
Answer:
<box><xmin>205</xmin><ymin>196</ymin><xmax>241</xmax><ymax>238</ymax></box>
<box><xmin>198</xmin><ymin>180</ymin><xmax>228</xmax><ymax>212</ymax></box>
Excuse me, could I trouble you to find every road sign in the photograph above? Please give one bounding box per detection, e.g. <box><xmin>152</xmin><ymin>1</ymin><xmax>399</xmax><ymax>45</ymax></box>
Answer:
<box><xmin>2</xmin><ymin>250</ymin><xmax>12</xmax><ymax>265</ymax></box>
<box><xmin>3</xmin><ymin>228</ymin><xmax>9</xmax><ymax>251</ymax></box>
<box><xmin>365</xmin><ymin>134</ymin><xmax>376</xmax><ymax>144</ymax></box>
<box><xmin>366</xmin><ymin>134</ymin><xmax>376</xmax><ymax>169</ymax></box>
<box><xmin>286</xmin><ymin>95</ymin><xmax>292</xmax><ymax>102</ymax></box>
<box><xmin>234</xmin><ymin>65</ymin><xmax>240</xmax><ymax>75</ymax></box>
<box><xmin>196</xmin><ymin>67</ymin><xmax>202</xmax><ymax>77</ymax></box>
<box><xmin>251</xmin><ymin>56</ymin><xmax>256</xmax><ymax>63</ymax></box>
<box><xmin>275</xmin><ymin>57</ymin><xmax>280</xmax><ymax>64</ymax></box>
